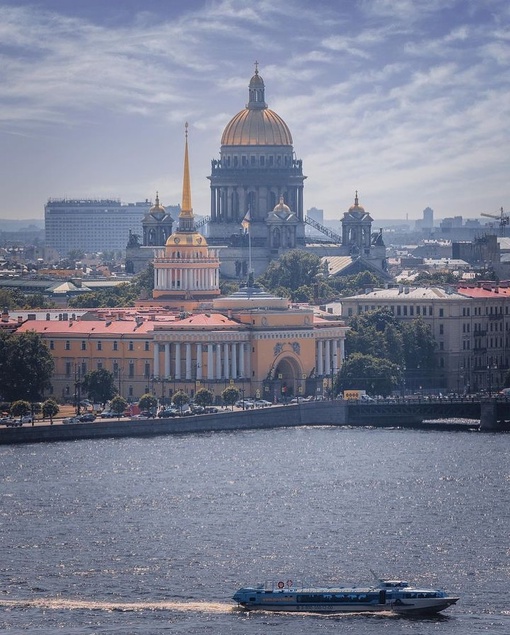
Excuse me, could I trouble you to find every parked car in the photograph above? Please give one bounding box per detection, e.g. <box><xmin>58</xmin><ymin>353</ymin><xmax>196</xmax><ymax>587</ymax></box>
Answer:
<box><xmin>254</xmin><ymin>399</ymin><xmax>272</xmax><ymax>408</ymax></box>
<box><xmin>290</xmin><ymin>397</ymin><xmax>305</xmax><ymax>404</ymax></box>
<box><xmin>21</xmin><ymin>415</ymin><xmax>34</xmax><ymax>423</ymax></box>
<box><xmin>100</xmin><ymin>411</ymin><xmax>116</xmax><ymax>418</ymax></box>
<box><xmin>78</xmin><ymin>413</ymin><xmax>96</xmax><ymax>423</ymax></box>
<box><xmin>158</xmin><ymin>408</ymin><xmax>177</xmax><ymax>418</ymax></box>
<box><xmin>63</xmin><ymin>417</ymin><xmax>81</xmax><ymax>425</ymax></box>
<box><xmin>1</xmin><ymin>417</ymin><xmax>20</xmax><ymax>427</ymax></box>
<box><xmin>190</xmin><ymin>405</ymin><xmax>205</xmax><ymax>414</ymax></box>
<box><xmin>204</xmin><ymin>406</ymin><xmax>219</xmax><ymax>413</ymax></box>
<box><xmin>235</xmin><ymin>399</ymin><xmax>255</xmax><ymax>409</ymax></box>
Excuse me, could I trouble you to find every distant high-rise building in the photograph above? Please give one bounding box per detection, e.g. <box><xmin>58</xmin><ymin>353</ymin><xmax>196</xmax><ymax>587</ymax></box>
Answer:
<box><xmin>423</xmin><ymin>207</ymin><xmax>434</xmax><ymax>229</ymax></box>
<box><xmin>45</xmin><ymin>199</ymin><xmax>150</xmax><ymax>255</ymax></box>
<box><xmin>307</xmin><ymin>207</ymin><xmax>324</xmax><ymax>224</ymax></box>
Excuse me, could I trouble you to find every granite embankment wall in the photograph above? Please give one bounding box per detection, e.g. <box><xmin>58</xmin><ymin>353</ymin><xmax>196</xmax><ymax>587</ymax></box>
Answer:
<box><xmin>0</xmin><ymin>402</ymin><xmax>349</xmax><ymax>445</ymax></box>
<box><xmin>0</xmin><ymin>401</ymin><xmax>481</xmax><ymax>445</ymax></box>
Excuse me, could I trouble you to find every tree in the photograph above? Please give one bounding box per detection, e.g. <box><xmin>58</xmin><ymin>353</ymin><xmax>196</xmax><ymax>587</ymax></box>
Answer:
<box><xmin>138</xmin><ymin>393</ymin><xmax>158</xmax><ymax>412</ymax></box>
<box><xmin>222</xmin><ymin>386</ymin><xmax>240</xmax><ymax>410</ymax></box>
<box><xmin>194</xmin><ymin>388</ymin><xmax>214</xmax><ymax>407</ymax></box>
<box><xmin>0</xmin><ymin>331</ymin><xmax>54</xmax><ymax>402</ymax></box>
<box><xmin>335</xmin><ymin>353</ymin><xmax>400</xmax><ymax>397</ymax></box>
<box><xmin>172</xmin><ymin>390</ymin><xmax>190</xmax><ymax>413</ymax></box>
<box><xmin>258</xmin><ymin>250</ymin><xmax>321</xmax><ymax>297</ymax></box>
<box><xmin>10</xmin><ymin>400</ymin><xmax>31</xmax><ymax>420</ymax></box>
<box><xmin>82</xmin><ymin>369</ymin><xmax>117</xmax><ymax>407</ymax></box>
<box><xmin>42</xmin><ymin>398</ymin><xmax>59</xmax><ymax>425</ymax></box>
<box><xmin>110</xmin><ymin>395</ymin><xmax>128</xmax><ymax>418</ymax></box>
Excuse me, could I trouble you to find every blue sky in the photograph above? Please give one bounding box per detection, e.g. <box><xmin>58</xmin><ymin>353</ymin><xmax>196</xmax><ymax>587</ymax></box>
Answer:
<box><xmin>0</xmin><ymin>0</ymin><xmax>508</xmax><ymax>223</ymax></box>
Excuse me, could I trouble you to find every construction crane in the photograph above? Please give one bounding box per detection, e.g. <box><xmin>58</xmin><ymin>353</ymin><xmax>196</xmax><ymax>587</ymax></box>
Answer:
<box><xmin>481</xmin><ymin>207</ymin><xmax>509</xmax><ymax>235</ymax></box>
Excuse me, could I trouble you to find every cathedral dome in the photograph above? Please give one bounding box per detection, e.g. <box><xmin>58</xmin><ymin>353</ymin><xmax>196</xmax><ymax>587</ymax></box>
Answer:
<box><xmin>149</xmin><ymin>192</ymin><xmax>167</xmax><ymax>221</ymax></box>
<box><xmin>221</xmin><ymin>67</ymin><xmax>293</xmax><ymax>146</ymax></box>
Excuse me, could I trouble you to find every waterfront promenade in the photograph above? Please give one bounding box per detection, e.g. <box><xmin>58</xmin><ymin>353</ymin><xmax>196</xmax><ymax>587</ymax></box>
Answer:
<box><xmin>1</xmin><ymin>398</ymin><xmax>498</xmax><ymax>445</ymax></box>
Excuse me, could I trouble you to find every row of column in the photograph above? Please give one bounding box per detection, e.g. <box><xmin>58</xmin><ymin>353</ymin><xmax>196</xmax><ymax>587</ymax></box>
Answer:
<box><xmin>154</xmin><ymin>266</ymin><xmax>218</xmax><ymax>291</ymax></box>
<box><xmin>316</xmin><ymin>339</ymin><xmax>344</xmax><ymax>376</ymax></box>
<box><xmin>154</xmin><ymin>342</ymin><xmax>248</xmax><ymax>381</ymax></box>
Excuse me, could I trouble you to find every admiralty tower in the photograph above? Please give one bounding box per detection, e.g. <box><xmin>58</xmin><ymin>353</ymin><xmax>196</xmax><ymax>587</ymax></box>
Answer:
<box><xmin>206</xmin><ymin>64</ymin><xmax>306</xmax><ymax>278</ymax></box>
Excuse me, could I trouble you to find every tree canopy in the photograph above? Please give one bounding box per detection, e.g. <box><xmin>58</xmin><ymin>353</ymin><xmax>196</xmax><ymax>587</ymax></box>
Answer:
<box><xmin>0</xmin><ymin>331</ymin><xmax>54</xmax><ymax>402</ymax></box>
<box><xmin>222</xmin><ymin>386</ymin><xmax>240</xmax><ymax>410</ymax></box>
<box><xmin>335</xmin><ymin>353</ymin><xmax>401</xmax><ymax>397</ymax></box>
<box><xmin>343</xmin><ymin>308</ymin><xmax>437</xmax><ymax>392</ymax></box>
<box><xmin>258</xmin><ymin>250</ymin><xmax>321</xmax><ymax>299</ymax></box>
<box><xmin>81</xmin><ymin>368</ymin><xmax>117</xmax><ymax>406</ymax></box>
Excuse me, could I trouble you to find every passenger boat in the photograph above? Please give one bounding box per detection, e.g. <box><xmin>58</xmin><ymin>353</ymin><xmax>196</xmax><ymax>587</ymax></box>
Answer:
<box><xmin>233</xmin><ymin>576</ymin><xmax>459</xmax><ymax>615</ymax></box>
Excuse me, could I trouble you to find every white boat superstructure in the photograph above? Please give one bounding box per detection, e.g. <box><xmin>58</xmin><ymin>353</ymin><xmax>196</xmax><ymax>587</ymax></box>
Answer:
<box><xmin>233</xmin><ymin>577</ymin><xmax>459</xmax><ymax>615</ymax></box>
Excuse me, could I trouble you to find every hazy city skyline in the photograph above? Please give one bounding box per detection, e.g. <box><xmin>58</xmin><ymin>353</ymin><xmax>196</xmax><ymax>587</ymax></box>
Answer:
<box><xmin>1</xmin><ymin>0</ymin><xmax>508</xmax><ymax>222</ymax></box>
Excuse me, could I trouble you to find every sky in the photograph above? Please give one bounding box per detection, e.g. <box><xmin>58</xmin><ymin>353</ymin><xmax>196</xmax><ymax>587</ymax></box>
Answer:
<box><xmin>0</xmin><ymin>0</ymin><xmax>509</xmax><ymax>223</ymax></box>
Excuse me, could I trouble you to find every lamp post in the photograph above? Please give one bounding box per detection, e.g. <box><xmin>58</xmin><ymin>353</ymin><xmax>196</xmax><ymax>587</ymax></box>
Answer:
<box><xmin>487</xmin><ymin>363</ymin><xmax>498</xmax><ymax>397</ymax></box>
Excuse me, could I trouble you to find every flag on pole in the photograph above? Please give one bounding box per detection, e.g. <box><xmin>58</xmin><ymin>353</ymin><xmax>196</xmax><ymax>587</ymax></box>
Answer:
<box><xmin>241</xmin><ymin>209</ymin><xmax>251</xmax><ymax>232</ymax></box>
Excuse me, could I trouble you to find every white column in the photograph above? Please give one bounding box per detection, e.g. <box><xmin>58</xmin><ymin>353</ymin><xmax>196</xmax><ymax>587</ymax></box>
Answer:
<box><xmin>175</xmin><ymin>342</ymin><xmax>181</xmax><ymax>379</ymax></box>
<box><xmin>325</xmin><ymin>339</ymin><xmax>331</xmax><ymax>375</ymax></box>
<box><xmin>207</xmin><ymin>344</ymin><xmax>214</xmax><ymax>380</ymax></box>
<box><xmin>216</xmin><ymin>344</ymin><xmax>222</xmax><ymax>379</ymax></box>
<box><xmin>196</xmin><ymin>343</ymin><xmax>203</xmax><ymax>380</ymax></box>
<box><xmin>164</xmin><ymin>343</ymin><xmax>171</xmax><ymax>377</ymax></box>
<box><xmin>223</xmin><ymin>343</ymin><xmax>229</xmax><ymax>379</ymax></box>
<box><xmin>232</xmin><ymin>343</ymin><xmax>238</xmax><ymax>378</ymax></box>
<box><xmin>153</xmin><ymin>343</ymin><xmax>160</xmax><ymax>377</ymax></box>
<box><xmin>340</xmin><ymin>338</ymin><xmax>345</xmax><ymax>361</ymax></box>
<box><xmin>239</xmin><ymin>343</ymin><xmax>245</xmax><ymax>378</ymax></box>
<box><xmin>333</xmin><ymin>340</ymin><xmax>339</xmax><ymax>373</ymax></box>
<box><xmin>317</xmin><ymin>340</ymin><xmax>323</xmax><ymax>376</ymax></box>
<box><xmin>186</xmin><ymin>343</ymin><xmax>192</xmax><ymax>379</ymax></box>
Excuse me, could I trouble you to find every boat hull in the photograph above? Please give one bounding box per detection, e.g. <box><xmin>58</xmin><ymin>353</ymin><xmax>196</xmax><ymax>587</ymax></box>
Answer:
<box><xmin>233</xmin><ymin>581</ymin><xmax>459</xmax><ymax>616</ymax></box>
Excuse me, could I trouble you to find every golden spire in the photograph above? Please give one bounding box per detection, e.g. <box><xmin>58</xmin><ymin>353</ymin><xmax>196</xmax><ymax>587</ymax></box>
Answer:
<box><xmin>180</xmin><ymin>122</ymin><xmax>193</xmax><ymax>219</ymax></box>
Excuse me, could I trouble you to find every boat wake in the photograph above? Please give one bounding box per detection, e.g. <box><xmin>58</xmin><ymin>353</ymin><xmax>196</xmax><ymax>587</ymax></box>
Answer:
<box><xmin>0</xmin><ymin>598</ymin><xmax>230</xmax><ymax>613</ymax></box>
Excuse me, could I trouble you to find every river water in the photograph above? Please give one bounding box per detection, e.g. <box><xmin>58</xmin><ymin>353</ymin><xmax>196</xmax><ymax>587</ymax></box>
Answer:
<box><xmin>0</xmin><ymin>426</ymin><xmax>508</xmax><ymax>634</ymax></box>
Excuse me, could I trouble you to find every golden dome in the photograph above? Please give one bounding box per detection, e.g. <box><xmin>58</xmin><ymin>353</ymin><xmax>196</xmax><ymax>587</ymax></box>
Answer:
<box><xmin>165</xmin><ymin>231</ymin><xmax>208</xmax><ymax>247</ymax></box>
<box><xmin>149</xmin><ymin>191</ymin><xmax>166</xmax><ymax>220</ymax></box>
<box><xmin>221</xmin><ymin>108</ymin><xmax>292</xmax><ymax>146</ymax></box>
<box><xmin>348</xmin><ymin>191</ymin><xmax>365</xmax><ymax>213</ymax></box>
<box><xmin>221</xmin><ymin>66</ymin><xmax>293</xmax><ymax>146</ymax></box>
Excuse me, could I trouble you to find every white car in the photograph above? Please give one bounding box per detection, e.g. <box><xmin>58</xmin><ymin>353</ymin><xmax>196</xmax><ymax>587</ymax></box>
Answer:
<box><xmin>254</xmin><ymin>399</ymin><xmax>272</xmax><ymax>407</ymax></box>
<box><xmin>63</xmin><ymin>417</ymin><xmax>81</xmax><ymax>424</ymax></box>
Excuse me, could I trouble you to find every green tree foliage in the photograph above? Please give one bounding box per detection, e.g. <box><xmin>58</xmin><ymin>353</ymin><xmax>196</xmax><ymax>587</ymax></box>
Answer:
<box><xmin>138</xmin><ymin>393</ymin><xmax>158</xmax><ymax>412</ymax></box>
<box><xmin>10</xmin><ymin>400</ymin><xmax>31</xmax><ymax>419</ymax></box>
<box><xmin>82</xmin><ymin>368</ymin><xmax>117</xmax><ymax>407</ymax></box>
<box><xmin>172</xmin><ymin>390</ymin><xmax>190</xmax><ymax>413</ymax></box>
<box><xmin>42</xmin><ymin>398</ymin><xmax>59</xmax><ymax>424</ymax></box>
<box><xmin>258</xmin><ymin>250</ymin><xmax>321</xmax><ymax>298</ymax></box>
<box><xmin>110</xmin><ymin>395</ymin><xmax>128</xmax><ymax>417</ymax></box>
<box><xmin>194</xmin><ymin>388</ymin><xmax>214</xmax><ymax>407</ymax></box>
<box><xmin>335</xmin><ymin>353</ymin><xmax>400</xmax><ymax>397</ymax></box>
<box><xmin>345</xmin><ymin>308</ymin><xmax>437</xmax><ymax>390</ymax></box>
<box><xmin>0</xmin><ymin>290</ymin><xmax>56</xmax><ymax>310</ymax></box>
<box><xmin>132</xmin><ymin>263</ymin><xmax>155</xmax><ymax>297</ymax></box>
<box><xmin>0</xmin><ymin>331</ymin><xmax>54</xmax><ymax>402</ymax></box>
<box><xmin>68</xmin><ymin>283</ymin><xmax>138</xmax><ymax>308</ymax></box>
<box><xmin>222</xmin><ymin>386</ymin><xmax>240</xmax><ymax>410</ymax></box>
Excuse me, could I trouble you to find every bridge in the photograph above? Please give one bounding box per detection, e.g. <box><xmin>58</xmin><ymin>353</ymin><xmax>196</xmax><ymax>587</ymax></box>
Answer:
<box><xmin>345</xmin><ymin>397</ymin><xmax>510</xmax><ymax>431</ymax></box>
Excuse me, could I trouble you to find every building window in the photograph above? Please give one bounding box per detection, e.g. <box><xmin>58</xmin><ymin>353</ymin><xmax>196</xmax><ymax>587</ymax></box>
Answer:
<box><xmin>81</xmin><ymin>340</ymin><xmax>86</xmax><ymax>351</ymax></box>
<box><xmin>129</xmin><ymin>341</ymin><xmax>134</xmax><ymax>351</ymax></box>
<box><xmin>97</xmin><ymin>362</ymin><xmax>103</xmax><ymax>370</ymax></box>
<box><xmin>128</xmin><ymin>386</ymin><xmax>133</xmax><ymax>397</ymax></box>
<box><xmin>65</xmin><ymin>340</ymin><xmax>70</xmax><ymax>350</ymax></box>
<box><xmin>97</xmin><ymin>341</ymin><xmax>102</xmax><ymax>351</ymax></box>
<box><xmin>49</xmin><ymin>340</ymin><xmax>54</xmax><ymax>350</ymax></box>
<box><xmin>65</xmin><ymin>362</ymin><xmax>71</xmax><ymax>377</ymax></box>
<box><xmin>144</xmin><ymin>341</ymin><xmax>150</xmax><ymax>352</ymax></box>
<box><xmin>439</xmin><ymin>308</ymin><xmax>444</xmax><ymax>317</ymax></box>
<box><xmin>113</xmin><ymin>341</ymin><xmax>118</xmax><ymax>351</ymax></box>
<box><xmin>439</xmin><ymin>324</ymin><xmax>444</xmax><ymax>335</ymax></box>
<box><xmin>129</xmin><ymin>361</ymin><xmax>135</xmax><ymax>378</ymax></box>
<box><xmin>144</xmin><ymin>362</ymin><xmax>150</xmax><ymax>378</ymax></box>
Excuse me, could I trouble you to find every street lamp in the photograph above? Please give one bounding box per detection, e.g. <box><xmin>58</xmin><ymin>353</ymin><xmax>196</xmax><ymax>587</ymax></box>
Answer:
<box><xmin>487</xmin><ymin>363</ymin><xmax>498</xmax><ymax>397</ymax></box>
